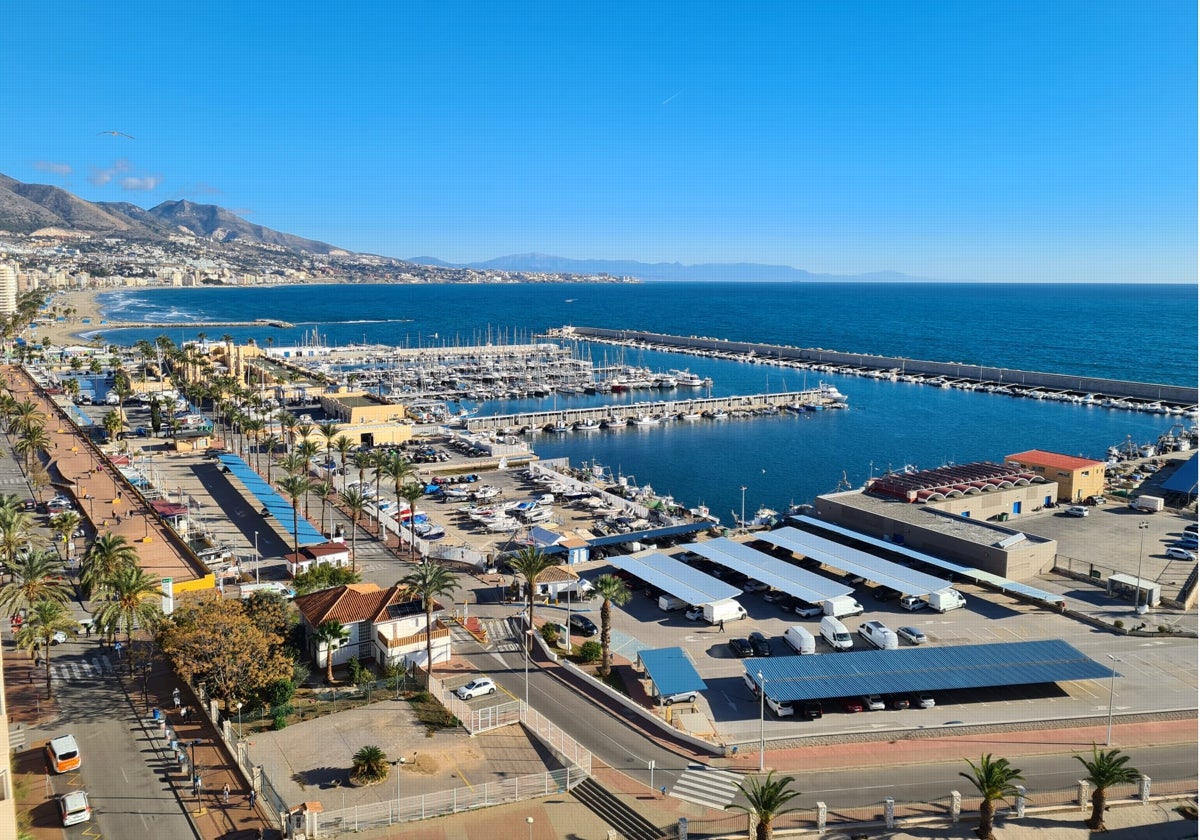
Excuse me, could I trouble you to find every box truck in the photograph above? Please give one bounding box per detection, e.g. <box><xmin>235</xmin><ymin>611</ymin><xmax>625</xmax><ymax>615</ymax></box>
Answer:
<box><xmin>1130</xmin><ymin>495</ymin><xmax>1165</xmax><ymax>513</ymax></box>
<box><xmin>822</xmin><ymin>595</ymin><xmax>865</xmax><ymax>618</ymax></box>
<box><xmin>658</xmin><ymin>595</ymin><xmax>687</xmax><ymax>612</ymax></box>
<box><xmin>703</xmin><ymin>600</ymin><xmax>748</xmax><ymax>624</ymax></box>
<box><xmin>925</xmin><ymin>588</ymin><xmax>966</xmax><ymax>613</ymax></box>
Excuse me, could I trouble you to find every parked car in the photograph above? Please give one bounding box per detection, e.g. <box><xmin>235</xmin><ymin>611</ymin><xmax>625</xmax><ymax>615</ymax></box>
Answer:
<box><xmin>454</xmin><ymin>677</ymin><xmax>497</xmax><ymax>700</ymax></box>
<box><xmin>660</xmin><ymin>690</ymin><xmax>698</xmax><ymax>705</ymax></box>
<box><xmin>899</xmin><ymin>595</ymin><xmax>926</xmax><ymax>611</ymax></box>
<box><xmin>46</xmin><ymin>734</ymin><xmax>81</xmax><ymax>773</ymax></box>
<box><xmin>1064</xmin><ymin>505</ymin><xmax>1089</xmax><ymax>517</ymax></box>
<box><xmin>915</xmin><ymin>692</ymin><xmax>936</xmax><ymax>709</ymax></box>
<box><xmin>59</xmin><ymin>790</ymin><xmax>91</xmax><ymax>826</ymax></box>
<box><xmin>891</xmin><ymin>696</ymin><xmax>910</xmax><ymax>710</ymax></box>
<box><xmin>863</xmin><ymin>694</ymin><xmax>886</xmax><ymax>711</ymax></box>
<box><xmin>761</xmin><ymin>589</ymin><xmax>785</xmax><ymax>603</ymax></box>
<box><xmin>728</xmin><ymin>637</ymin><xmax>753</xmax><ymax>658</ymax></box>
<box><xmin>742</xmin><ymin>579</ymin><xmax>769</xmax><ymax>593</ymax></box>
<box><xmin>842</xmin><ymin>698</ymin><xmax>864</xmax><ymax>713</ymax></box>
<box><xmin>49</xmin><ymin>630</ymin><xmax>68</xmax><ymax>645</ymax></box>
<box><xmin>897</xmin><ymin>626</ymin><xmax>928</xmax><ymax>646</ymax></box>
<box><xmin>872</xmin><ymin>586</ymin><xmax>901</xmax><ymax>602</ymax></box>
<box><xmin>1186</xmin><ymin>523</ymin><xmax>1198</xmax><ymax>533</ymax></box>
<box><xmin>1166</xmin><ymin>547</ymin><xmax>1197</xmax><ymax>561</ymax></box>
<box><xmin>793</xmin><ymin>601</ymin><xmax>823</xmax><ymax>618</ymax></box>
<box><xmin>684</xmin><ymin>605</ymin><xmax>704</xmax><ymax>621</ymax></box>
<box><xmin>747</xmin><ymin>631</ymin><xmax>772</xmax><ymax>657</ymax></box>
<box><xmin>568</xmin><ymin>614</ymin><xmax>598</xmax><ymax>636</ymax></box>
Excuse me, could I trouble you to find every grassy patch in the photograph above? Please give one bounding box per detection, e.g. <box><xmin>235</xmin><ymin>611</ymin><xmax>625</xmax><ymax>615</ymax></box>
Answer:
<box><xmin>405</xmin><ymin>690</ymin><xmax>460</xmax><ymax>732</ymax></box>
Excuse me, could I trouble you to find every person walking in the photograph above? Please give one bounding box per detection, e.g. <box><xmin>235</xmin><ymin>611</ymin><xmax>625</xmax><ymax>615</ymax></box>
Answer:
<box><xmin>222</xmin><ymin>783</ymin><xmax>230</xmax><ymax>803</ymax></box>
<box><xmin>173</xmin><ymin>687</ymin><xmax>181</xmax><ymax>709</ymax></box>
<box><xmin>717</xmin><ymin>618</ymin><xmax>725</xmax><ymax>633</ymax></box>
<box><xmin>247</xmin><ymin>789</ymin><xmax>257</xmax><ymax>809</ymax></box>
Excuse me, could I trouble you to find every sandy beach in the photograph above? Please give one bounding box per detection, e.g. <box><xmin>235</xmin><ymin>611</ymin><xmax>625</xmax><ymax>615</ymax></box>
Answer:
<box><xmin>37</xmin><ymin>287</ymin><xmax>107</xmax><ymax>346</ymax></box>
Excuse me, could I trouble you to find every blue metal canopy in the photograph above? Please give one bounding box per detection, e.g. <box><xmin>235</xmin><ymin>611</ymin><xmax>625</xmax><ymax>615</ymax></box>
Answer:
<box><xmin>638</xmin><ymin>646</ymin><xmax>706</xmax><ymax>698</ymax></box>
<box><xmin>746</xmin><ymin>639</ymin><xmax>1112</xmax><ymax>703</ymax></box>
<box><xmin>605</xmin><ymin>552</ymin><xmax>743</xmax><ymax>605</ymax></box>
<box><xmin>218</xmin><ymin>453</ymin><xmax>326</xmax><ymax>546</ymax></box>
<box><xmin>681</xmin><ymin>538</ymin><xmax>853</xmax><ymax>603</ymax></box>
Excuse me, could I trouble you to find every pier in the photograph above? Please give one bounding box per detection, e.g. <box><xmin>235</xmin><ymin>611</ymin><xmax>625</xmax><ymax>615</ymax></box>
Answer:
<box><xmin>552</xmin><ymin>326</ymin><xmax>1199</xmax><ymax>410</ymax></box>
<box><xmin>464</xmin><ymin>388</ymin><xmax>839</xmax><ymax>432</ymax></box>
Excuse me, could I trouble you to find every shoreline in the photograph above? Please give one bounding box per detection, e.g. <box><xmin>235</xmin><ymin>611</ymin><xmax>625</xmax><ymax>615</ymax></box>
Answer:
<box><xmin>39</xmin><ymin>287</ymin><xmax>106</xmax><ymax>346</ymax></box>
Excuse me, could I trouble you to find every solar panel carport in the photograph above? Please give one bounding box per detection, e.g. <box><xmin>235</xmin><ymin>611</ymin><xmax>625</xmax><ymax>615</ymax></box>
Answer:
<box><xmin>681</xmin><ymin>538</ymin><xmax>853</xmax><ymax>603</ymax></box>
<box><xmin>218</xmin><ymin>453</ymin><xmax>326</xmax><ymax>546</ymax></box>
<box><xmin>605</xmin><ymin>552</ymin><xmax>743</xmax><ymax>605</ymax></box>
<box><xmin>744</xmin><ymin>639</ymin><xmax>1111</xmax><ymax>703</ymax></box>
<box><xmin>756</xmin><ymin>526</ymin><xmax>953</xmax><ymax>595</ymax></box>
<box><xmin>638</xmin><ymin>647</ymin><xmax>706</xmax><ymax>701</ymax></box>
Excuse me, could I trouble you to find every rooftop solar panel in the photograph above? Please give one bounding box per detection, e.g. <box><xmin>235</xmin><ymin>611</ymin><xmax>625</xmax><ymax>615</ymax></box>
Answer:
<box><xmin>681</xmin><ymin>538</ymin><xmax>853</xmax><ymax>602</ymax></box>
<box><xmin>757</xmin><ymin>527</ymin><xmax>954</xmax><ymax>595</ymax></box>
<box><xmin>605</xmin><ymin>553</ymin><xmax>743</xmax><ymax>605</ymax></box>
<box><xmin>747</xmin><ymin>639</ymin><xmax>1112</xmax><ymax>702</ymax></box>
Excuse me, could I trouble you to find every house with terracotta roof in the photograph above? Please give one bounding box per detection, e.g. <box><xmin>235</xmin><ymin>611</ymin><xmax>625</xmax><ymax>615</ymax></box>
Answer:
<box><xmin>282</xmin><ymin>540</ymin><xmax>351</xmax><ymax>577</ymax></box>
<box><xmin>1005</xmin><ymin>450</ymin><xmax>1106</xmax><ymax>502</ymax></box>
<box><xmin>293</xmin><ymin>583</ymin><xmax>450</xmax><ymax>673</ymax></box>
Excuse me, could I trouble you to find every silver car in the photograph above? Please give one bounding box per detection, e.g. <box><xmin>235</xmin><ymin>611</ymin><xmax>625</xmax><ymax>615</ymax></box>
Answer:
<box><xmin>897</xmin><ymin>626</ymin><xmax>928</xmax><ymax>645</ymax></box>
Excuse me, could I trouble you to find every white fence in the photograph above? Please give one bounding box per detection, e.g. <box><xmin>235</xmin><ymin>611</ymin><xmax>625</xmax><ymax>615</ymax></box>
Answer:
<box><xmin>427</xmin><ymin>675</ymin><xmax>522</xmax><ymax>734</ymax></box>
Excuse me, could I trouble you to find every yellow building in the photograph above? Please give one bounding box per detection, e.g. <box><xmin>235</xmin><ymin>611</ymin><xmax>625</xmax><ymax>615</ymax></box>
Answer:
<box><xmin>1005</xmin><ymin>450</ymin><xmax>1106</xmax><ymax>503</ymax></box>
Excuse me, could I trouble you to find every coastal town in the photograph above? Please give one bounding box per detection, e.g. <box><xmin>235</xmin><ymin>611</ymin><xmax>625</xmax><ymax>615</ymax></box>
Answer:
<box><xmin>0</xmin><ymin>278</ymin><xmax>1194</xmax><ymax>840</ymax></box>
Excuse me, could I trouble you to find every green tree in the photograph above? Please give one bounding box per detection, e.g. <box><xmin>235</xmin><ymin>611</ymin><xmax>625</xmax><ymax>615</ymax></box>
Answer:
<box><xmin>0</xmin><ymin>550</ymin><xmax>72</xmax><ymax>615</ymax></box>
<box><xmin>960</xmin><ymin>754</ymin><xmax>1024</xmax><ymax>840</ymax></box>
<box><xmin>593</xmin><ymin>573</ymin><xmax>631</xmax><ymax>677</ymax></box>
<box><xmin>331</xmin><ymin>435</ymin><xmax>355</xmax><ymax>491</ymax></box>
<box><xmin>726</xmin><ymin>771</ymin><xmax>803</xmax><ymax>840</ymax></box>
<box><xmin>507</xmin><ymin>547</ymin><xmax>557</xmax><ymax>653</ymax></box>
<box><xmin>313</xmin><ymin>619</ymin><xmax>350</xmax><ymax>683</ymax></box>
<box><xmin>398</xmin><ymin>560</ymin><xmax>458</xmax><ymax>679</ymax></box>
<box><xmin>399</xmin><ymin>481</ymin><xmax>426</xmax><ymax>561</ymax></box>
<box><xmin>48</xmin><ymin>511</ymin><xmax>83</xmax><ymax>560</ymax></box>
<box><xmin>0</xmin><ymin>507</ymin><xmax>46</xmax><ymax>576</ymax></box>
<box><xmin>15</xmin><ymin>599</ymin><xmax>78</xmax><ymax>698</ymax></box>
<box><xmin>377</xmin><ymin>452</ymin><xmax>416</xmax><ymax>549</ymax></box>
<box><xmin>350</xmin><ymin>745</ymin><xmax>389</xmax><ymax>785</ymax></box>
<box><xmin>93</xmin><ymin>563</ymin><xmax>164</xmax><ymax>673</ymax></box>
<box><xmin>277</xmin><ymin>474</ymin><xmax>315</xmax><ymax>556</ymax></box>
<box><xmin>81</xmin><ymin>533</ymin><xmax>139</xmax><ymax>598</ymax></box>
<box><xmin>312</xmin><ymin>479</ymin><xmax>335</xmax><ymax>537</ymax></box>
<box><xmin>101</xmin><ymin>408</ymin><xmax>124</xmax><ymax>442</ymax></box>
<box><xmin>1075</xmin><ymin>744</ymin><xmax>1142</xmax><ymax>831</ymax></box>
<box><xmin>340</xmin><ymin>487</ymin><xmax>368</xmax><ymax>572</ymax></box>
<box><xmin>292</xmin><ymin>564</ymin><xmax>361</xmax><ymax>596</ymax></box>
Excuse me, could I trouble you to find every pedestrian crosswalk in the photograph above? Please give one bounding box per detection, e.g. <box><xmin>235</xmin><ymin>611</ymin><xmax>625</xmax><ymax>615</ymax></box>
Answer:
<box><xmin>670</xmin><ymin>765</ymin><xmax>743</xmax><ymax>810</ymax></box>
<box><xmin>481</xmin><ymin>617</ymin><xmax>521</xmax><ymax>652</ymax></box>
<box><xmin>50</xmin><ymin>655</ymin><xmax>117</xmax><ymax>683</ymax></box>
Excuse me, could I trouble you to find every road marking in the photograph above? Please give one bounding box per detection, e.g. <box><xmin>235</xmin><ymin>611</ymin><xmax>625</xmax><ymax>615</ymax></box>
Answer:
<box><xmin>449</xmin><ymin>760</ymin><xmax>474</xmax><ymax>791</ymax></box>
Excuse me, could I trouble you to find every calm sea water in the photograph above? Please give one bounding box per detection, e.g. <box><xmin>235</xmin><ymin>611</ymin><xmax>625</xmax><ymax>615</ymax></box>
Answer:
<box><xmin>84</xmin><ymin>282</ymin><xmax>1197</xmax><ymax>522</ymax></box>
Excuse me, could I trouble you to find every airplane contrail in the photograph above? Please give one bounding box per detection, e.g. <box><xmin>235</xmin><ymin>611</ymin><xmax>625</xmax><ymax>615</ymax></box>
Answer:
<box><xmin>96</xmin><ymin>130</ymin><xmax>135</xmax><ymax>139</ymax></box>
<box><xmin>661</xmin><ymin>90</ymin><xmax>682</xmax><ymax>105</ymax></box>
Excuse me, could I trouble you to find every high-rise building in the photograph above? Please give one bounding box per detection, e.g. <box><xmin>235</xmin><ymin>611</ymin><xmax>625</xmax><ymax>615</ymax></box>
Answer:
<box><xmin>0</xmin><ymin>261</ymin><xmax>17</xmax><ymax>316</ymax></box>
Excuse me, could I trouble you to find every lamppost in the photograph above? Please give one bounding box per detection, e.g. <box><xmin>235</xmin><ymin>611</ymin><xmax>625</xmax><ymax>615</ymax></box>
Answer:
<box><xmin>1134</xmin><ymin>521</ymin><xmax>1148</xmax><ymax>611</ymax></box>
<box><xmin>1106</xmin><ymin>655</ymin><xmax>1120</xmax><ymax>746</ymax></box>
<box><xmin>564</xmin><ymin>585</ymin><xmax>571</xmax><ymax>652</ymax></box>
<box><xmin>235</xmin><ymin>701</ymin><xmax>243</xmax><ymax>739</ymax></box>
<box><xmin>188</xmin><ymin>738</ymin><xmax>202</xmax><ymax>799</ymax></box>
<box><xmin>524</xmin><ymin>629</ymin><xmax>533</xmax><ymax>704</ymax></box>
<box><xmin>758</xmin><ymin>670</ymin><xmax>766</xmax><ymax>772</ymax></box>
<box><xmin>526</xmin><ymin>816</ymin><xmax>534</xmax><ymax>840</ymax></box>
<box><xmin>254</xmin><ymin>530</ymin><xmax>259</xmax><ymax>584</ymax></box>
<box><xmin>390</xmin><ymin>759</ymin><xmax>402</xmax><ymax>820</ymax></box>
<box><xmin>740</xmin><ymin>485</ymin><xmax>747</xmax><ymax>533</ymax></box>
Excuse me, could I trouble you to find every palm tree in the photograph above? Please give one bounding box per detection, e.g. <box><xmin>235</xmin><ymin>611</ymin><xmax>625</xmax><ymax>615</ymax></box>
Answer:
<box><xmin>399</xmin><ymin>482</ymin><xmax>426</xmax><ymax>560</ymax></box>
<box><xmin>275</xmin><ymin>409</ymin><xmax>298</xmax><ymax>454</ymax></box>
<box><xmin>378</xmin><ymin>453</ymin><xmax>416</xmax><ymax>548</ymax></box>
<box><xmin>726</xmin><ymin>771</ymin><xmax>803</xmax><ymax>840</ymax></box>
<box><xmin>960</xmin><ymin>754</ymin><xmax>1024</xmax><ymax>840</ymax></box>
<box><xmin>317</xmin><ymin>421</ymin><xmax>340</xmax><ymax>466</ymax></box>
<box><xmin>312</xmin><ymin>480</ymin><xmax>335</xmax><ymax>537</ymax></box>
<box><xmin>350</xmin><ymin>745</ymin><xmax>389</xmax><ymax>785</ymax></box>
<box><xmin>81</xmin><ymin>533</ymin><xmax>139</xmax><ymax>598</ymax></box>
<box><xmin>14</xmin><ymin>423</ymin><xmax>51</xmax><ymax>470</ymax></box>
<box><xmin>0</xmin><ymin>550</ymin><xmax>72</xmax><ymax>614</ymax></box>
<box><xmin>1075</xmin><ymin>744</ymin><xmax>1142</xmax><ymax>831</ymax></box>
<box><xmin>507</xmin><ymin>547</ymin><xmax>557</xmax><ymax>652</ymax></box>
<box><xmin>15</xmin><ymin>599</ymin><xmax>78</xmax><ymax>698</ymax></box>
<box><xmin>261</xmin><ymin>434</ymin><xmax>282</xmax><ymax>482</ymax></box>
<box><xmin>92</xmin><ymin>563</ymin><xmax>164</xmax><ymax>674</ymax></box>
<box><xmin>349</xmin><ymin>450</ymin><xmax>374</xmax><ymax>496</ymax></box>
<box><xmin>398</xmin><ymin>560</ymin><xmax>458</xmax><ymax>679</ymax></box>
<box><xmin>0</xmin><ymin>506</ymin><xmax>45</xmax><ymax>572</ymax></box>
<box><xmin>48</xmin><ymin>511</ymin><xmax>82</xmax><ymax>560</ymax></box>
<box><xmin>278</xmin><ymin>474</ymin><xmax>315</xmax><ymax>556</ymax></box>
<box><xmin>313</xmin><ymin>619</ymin><xmax>350</xmax><ymax>683</ymax></box>
<box><xmin>593</xmin><ymin>574</ymin><xmax>631</xmax><ymax>677</ymax></box>
<box><xmin>101</xmin><ymin>409</ymin><xmax>124</xmax><ymax>443</ymax></box>
<box><xmin>340</xmin><ymin>487</ymin><xmax>368</xmax><ymax>572</ymax></box>
<box><xmin>331</xmin><ymin>435</ymin><xmax>355</xmax><ymax>491</ymax></box>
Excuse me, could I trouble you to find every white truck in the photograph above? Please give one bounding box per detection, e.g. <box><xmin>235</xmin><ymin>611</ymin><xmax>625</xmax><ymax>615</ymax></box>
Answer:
<box><xmin>703</xmin><ymin>600</ymin><xmax>748</xmax><ymax>624</ymax></box>
<box><xmin>925</xmin><ymin>588</ymin><xmax>966</xmax><ymax>613</ymax></box>
<box><xmin>822</xmin><ymin>595</ymin><xmax>865</xmax><ymax>618</ymax></box>
<box><xmin>1130</xmin><ymin>495</ymin><xmax>1165</xmax><ymax>513</ymax></box>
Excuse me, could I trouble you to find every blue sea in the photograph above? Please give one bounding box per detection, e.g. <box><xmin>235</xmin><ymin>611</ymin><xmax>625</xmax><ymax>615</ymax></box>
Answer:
<box><xmin>81</xmin><ymin>282</ymin><xmax>1197</xmax><ymax>523</ymax></box>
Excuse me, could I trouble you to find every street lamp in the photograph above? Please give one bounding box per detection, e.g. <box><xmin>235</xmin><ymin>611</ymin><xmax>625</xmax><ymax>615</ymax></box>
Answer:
<box><xmin>235</xmin><ymin>701</ymin><xmax>243</xmax><ymax>739</ymax></box>
<box><xmin>1106</xmin><ymin>655</ymin><xmax>1120</xmax><ymax>746</ymax></box>
<box><xmin>188</xmin><ymin>738</ymin><xmax>202</xmax><ymax>799</ymax></box>
<box><xmin>740</xmin><ymin>485</ymin><xmax>747</xmax><ymax>533</ymax></box>
<box><xmin>524</xmin><ymin>629</ymin><xmax>534</xmax><ymax>704</ymax></box>
<box><xmin>254</xmin><ymin>530</ymin><xmax>259</xmax><ymax>584</ymax></box>
<box><xmin>1134</xmin><ymin>521</ymin><xmax>1148</xmax><ymax>611</ymax></box>
<box><xmin>758</xmin><ymin>670</ymin><xmax>766</xmax><ymax>772</ymax></box>
<box><xmin>390</xmin><ymin>759</ymin><xmax>403</xmax><ymax>821</ymax></box>
<box><xmin>526</xmin><ymin>816</ymin><xmax>534</xmax><ymax>840</ymax></box>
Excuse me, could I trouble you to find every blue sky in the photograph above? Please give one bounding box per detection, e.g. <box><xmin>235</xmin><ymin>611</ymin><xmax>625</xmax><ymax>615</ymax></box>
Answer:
<box><xmin>3</xmin><ymin>2</ymin><xmax>1195</xmax><ymax>281</ymax></box>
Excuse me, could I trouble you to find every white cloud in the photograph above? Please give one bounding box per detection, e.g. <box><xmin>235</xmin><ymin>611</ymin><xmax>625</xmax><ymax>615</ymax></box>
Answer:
<box><xmin>120</xmin><ymin>175</ymin><xmax>161</xmax><ymax>191</ymax></box>
<box><xmin>33</xmin><ymin>161</ymin><xmax>72</xmax><ymax>176</ymax></box>
<box><xmin>89</xmin><ymin>159</ymin><xmax>131</xmax><ymax>186</ymax></box>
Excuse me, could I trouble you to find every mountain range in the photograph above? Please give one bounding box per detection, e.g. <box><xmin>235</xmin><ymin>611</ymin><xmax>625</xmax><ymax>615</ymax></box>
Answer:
<box><xmin>0</xmin><ymin>173</ymin><xmax>918</xmax><ymax>281</ymax></box>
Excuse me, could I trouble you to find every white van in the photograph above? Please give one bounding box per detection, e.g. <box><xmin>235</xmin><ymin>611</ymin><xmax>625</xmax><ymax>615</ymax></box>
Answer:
<box><xmin>741</xmin><ymin>672</ymin><xmax>794</xmax><ymax>717</ymax></box>
<box><xmin>820</xmin><ymin>616</ymin><xmax>853</xmax><ymax>651</ymax></box>
<box><xmin>858</xmin><ymin>620</ymin><xmax>899</xmax><ymax>650</ymax></box>
<box><xmin>783</xmin><ymin>625</ymin><xmax>816</xmax><ymax>655</ymax></box>
<box><xmin>658</xmin><ymin>595</ymin><xmax>687</xmax><ymax>612</ymax></box>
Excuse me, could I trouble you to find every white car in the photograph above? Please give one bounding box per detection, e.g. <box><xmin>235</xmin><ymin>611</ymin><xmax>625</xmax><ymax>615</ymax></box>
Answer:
<box><xmin>454</xmin><ymin>677</ymin><xmax>497</xmax><ymax>700</ymax></box>
<box><xmin>59</xmin><ymin>790</ymin><xmax>91</xmax><ymax>826</ymax></box>
<box><xmin>1064</xmin><ymin>505</ymin><xmax>1089</xmax><ymax>517</ymax></box>
<box><xmin>793</xmin><ymin>601</ymin><xmax>823</xmax><ymax>618</ymax></box>
<box><xmin>1166</xmin><ymin>547</ymin><xmax>1196</xmax><ymax>561</ymax></box>
<box><xmin>863</xmin><ymin>694</ymin><xmax>886</xmax><ymax>711</ymax></box>
<box><xmin>684</xmin><ymin>606</ymin><xmax>704</xmax><ymax>621</ymax></box>
<box><xmin>916</xmin><ymin>692</ymin><xmax>936</xmax><ymax>709</ymax></box>
<box><xmin>899</xmin><ymin>595</ymin><xmax>926</xmax><ymax>611</ymax></box>
<box><xmin>660</xmin><ymin>690</ymin><xmax>698</xmax><ymax>705</ymax></box>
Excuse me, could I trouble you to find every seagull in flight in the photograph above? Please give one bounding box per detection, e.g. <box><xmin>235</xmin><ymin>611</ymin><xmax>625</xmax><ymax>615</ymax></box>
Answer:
<box><xmin>96</xmin><ymin>130</ymin><xmax>135</xmax><ymax>139</ymax></box>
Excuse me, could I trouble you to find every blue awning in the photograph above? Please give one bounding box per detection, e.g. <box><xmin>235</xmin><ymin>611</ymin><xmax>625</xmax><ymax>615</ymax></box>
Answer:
<box><xmin>638</xmin><ymin>646</ymin><xmax>706</xmax><ymax>698</ymax></box>
<box><xmin>217</xmin><ymin>453</ymin><xmax>326</xmax><ymax>546</ymax></box>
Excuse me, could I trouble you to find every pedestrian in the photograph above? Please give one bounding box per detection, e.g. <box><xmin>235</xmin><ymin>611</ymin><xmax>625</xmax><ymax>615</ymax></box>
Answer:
<box><xmin>717</xmin><ymin>618</ymin><xmax>725</xmax><ymax>633</ymax></box>
<box><xmin>173</xmin><ymin>687</ymin><xmax>181</xmax><ymax>709</ymax></box>
<box><xmin>181</xmin><ymin>706</ymin><xmax>190</xmax><ymax>723</ymax></box>
<box><xmin>248</xmin><ymin>789</ymin><xmax>257</xmax><ymax>809</ymax></box>
<box><xmin>222</xmin><ymin>783</ymin><xmax>230</xmax><ymax>803</ymax></box>
<box><xmin>114</xmin><ymin>640</ymin><xmax>122</xmax><ymax>659</ymax></box>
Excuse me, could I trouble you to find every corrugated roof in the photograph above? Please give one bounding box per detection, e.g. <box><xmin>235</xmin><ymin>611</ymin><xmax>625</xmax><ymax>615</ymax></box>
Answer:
<box><xmin>218</xmin><ymin>453</ymin><xmax>326</xmax><ymax>546</ymax></box>
<box><xmin>681</xmin><ymin>538</ymin><xmax>853</xmax><ymax>603</ymax></box>
<box><xmin>295</xmin><ymin>582</ymin><xmax>437</xmax><ymax>626</ymax></box>
<box><xmin>638</xmin><ymin>646</ymin><xmax>707</xmax><ymax>698</ymax></box>
<box><xmin>755</xmin><ymin>527</ymin><xmax>953</xmax><ymax>595</ymax></box>
<box><xmin>747</xmin><ymin>639</ymin><xmax>1111</xmax><ymax>702</ymax></box>
<box><xmin>1006</xmin><ymin>450</ymin><xmax>1106</xmax><ymax>471</ymax></box>
<box><xmin>605</xmin><ymin>552</ymin><xmax>742</xmax><ymax>605</ymax></box>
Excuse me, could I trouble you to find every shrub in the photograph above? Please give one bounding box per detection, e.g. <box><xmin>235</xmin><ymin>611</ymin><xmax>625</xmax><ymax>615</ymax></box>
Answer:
<box><xmin>272</xmin><ymin>713</ymin><xmax>288</xmax><ymax>730</ymax></box>
<box><xmin>540</xmin><ymin>623</ymin><xmax>559</xmax><ymax>645</ymax></box>
<box><xmin>347</xmin><ymin>656</ymin><xmax>366</xmax><ymax>684</ymax></box>
<box><xmin>351</xmin><ymin>745</ymin><xmax>389</xmax><ymax>785</ymax></box>
<box><xmin>579</xmin><ymin>641</ymin><xmax>602</xmax><ymax>662</ymax></box>
<box><xmin>1113</xmin><ymin>619</ymin><xmax>1125</xmax><ymax>630</ymax></box>
<box><xmin>263</xmin><ymin>679</ymin><xmax>297</xmax><ymax>708</ymax></box>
